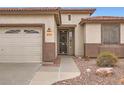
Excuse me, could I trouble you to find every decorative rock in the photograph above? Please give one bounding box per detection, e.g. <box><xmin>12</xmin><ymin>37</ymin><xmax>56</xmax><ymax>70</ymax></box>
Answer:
<box><xmin>78</xmin><ymin>57</ymin><xmax>82</xmax><ymax>59</ymax></box>
<box><xmin>118</xmin><ymin>78</ymin><xmax>124</xmax><ymax>84</ymax></box>
<box><xmin>62</xmin><ymin>81</ymin><xmax>67</xmax><ymax>84</ymax></box>
<box><xmin>86</xmin><ymin>68</ymin><xmax>91</xmax><ymax>73</ymax></box>
<box><xmin>96</xmin><ymin>68</ymin><xmax>114</xmax><ymax>77</ymax></box>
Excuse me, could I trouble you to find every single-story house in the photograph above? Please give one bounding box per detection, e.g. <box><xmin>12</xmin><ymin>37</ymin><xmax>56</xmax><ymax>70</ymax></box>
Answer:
<box><xmin>0</xmin><ymin>7</ymin><xmax>124</xmax><ymax>64</ymax></box>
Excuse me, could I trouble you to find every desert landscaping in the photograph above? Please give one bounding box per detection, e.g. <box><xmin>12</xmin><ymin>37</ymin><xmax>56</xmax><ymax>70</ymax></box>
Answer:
<box><xmin>53</xmin><ymin>52</ymin><xmax>124</xmax><ymax>85</ymax></box>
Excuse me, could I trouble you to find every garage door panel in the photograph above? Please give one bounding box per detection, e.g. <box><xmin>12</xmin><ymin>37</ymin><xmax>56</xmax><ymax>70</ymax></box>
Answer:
<box><xmin>1</xmin><ymin>53</ymin><xmax>41</xmax><ymax>56</ymax></box>
<box><xmin>0</xmin><ymin>43</ymin><xmax>41</xmax><ymax>46</ymax></box>
<box><xmin>0</xmin><ymin>39</ymin><xmax>24</xmax><ymax>44</ymax></box>
<box><xmin>24</xmin><ymin>39</ymin><xmax>41</xmax><ymax>44</ymax></box>
<box><xmin>0</xmin><ymin>27</ymin><xmax>42</xmax><ymax>63</ymax></box>
<box><xmin>0</xmin><ymin>47</ymin><xmax>41</xmax><ymax>55</ymax></box>
<box><xmin>0</xmin><ymin>59</ymin><xmax>41</xmax><ymax>63</ymax></box>
<box><xmin>0</xmin><ymin>59</ymin><xmax>41</xmax><ymax>62</ymax></box>
<box><xmin>0</xmin><ymin>55</ymin><xmax>41</xmax><ymax>59</ymax></box>
<box><xmin>23</xmin><ymin>42</ymin><xmax>41</xmax><ymax>46</ymax></box>
<box><xmin>1</xmin><ymin>51</ymin><xmax>40</xmax><ymax>56</ymax></box>
<box><xmin>24</xmin><ymin>39</ymin><xmax>41</xmax><ymax>43</ymax></box>
<box><xmin>24</xmin><ymin>34</ymin><xmax>40</xmax><ymax>37</ymax></box>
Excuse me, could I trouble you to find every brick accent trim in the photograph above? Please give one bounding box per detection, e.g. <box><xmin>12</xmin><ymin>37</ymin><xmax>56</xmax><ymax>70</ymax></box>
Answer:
<box><xmin>85</xmin><ymin>43</ymin><xmax>124</xmax><ymax>58</ymax></box>
<box><xmin>43</xmin><ymin>43</ymin><xmax>56</xmax><ymax>62</ymax></box>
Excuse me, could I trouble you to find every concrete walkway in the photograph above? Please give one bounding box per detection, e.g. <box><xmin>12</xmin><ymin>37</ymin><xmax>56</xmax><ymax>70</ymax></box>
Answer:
<box><xmin>30</xmin><ymin>56</ymin><xmax>80</xmax><ymax>85</ymax></box>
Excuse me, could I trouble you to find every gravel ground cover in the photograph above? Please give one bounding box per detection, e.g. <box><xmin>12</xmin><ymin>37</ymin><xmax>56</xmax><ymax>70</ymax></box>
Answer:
<box><xmin>53</xmin><ymin>57</ymin><xmax>124</xmax><ymax>85</ymax></box>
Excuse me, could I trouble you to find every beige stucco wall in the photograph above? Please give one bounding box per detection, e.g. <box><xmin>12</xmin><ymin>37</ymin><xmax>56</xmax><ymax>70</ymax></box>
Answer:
<box><xmin>61</xmin><ymin>14</ymin><xmax>90</xmax><ymax>56</ymax></box>
<box><xmin>54</xmin><ymin>18</ymin><xmax>58</xmax><ymax>57</ymax></box>
<box><xmin>85</xmin><ymin>23</ymin><xmax>101</xmax><ymax>43</ymax></box>
<box><xmin>61</xmin><ymin>14</ymin><xmax>90</xmax><ymax>24</ymax></box>
<box><xmin>0</xmin><ymin>14</ymin><xmax>56</xmax><ymax>43</ymax></box>
<box><xmin>120</xmin><ymin>24</ymin><xmax>124</xmax><ymax>44</ymax></box>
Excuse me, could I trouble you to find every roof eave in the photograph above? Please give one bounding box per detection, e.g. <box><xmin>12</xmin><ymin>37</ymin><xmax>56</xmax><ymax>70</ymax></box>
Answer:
<box><xmin>79</xmin><ymin>19</ymin><xmax>124</xmax><ymax>25</ymax></box>
<box><xmin>60</xmin><ymin>8</ymin><xmax>96</xmax><ymax>15</ymax></box>
<box><xmin>0</xmin><ymin>10</ymin><xmax>59</xmax><ymax>15</ymax></box>
<box><xmin>54</xmin><ymin>13</ymin><xmax>61</xmax><ymax>26</ymax></box>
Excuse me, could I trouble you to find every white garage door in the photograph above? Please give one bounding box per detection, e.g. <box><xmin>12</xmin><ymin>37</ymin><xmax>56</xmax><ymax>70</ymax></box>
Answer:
<box><xmin>0</xmin><ymin>27</ymin><xmax>42</xmax><ymax>63</ymax></box>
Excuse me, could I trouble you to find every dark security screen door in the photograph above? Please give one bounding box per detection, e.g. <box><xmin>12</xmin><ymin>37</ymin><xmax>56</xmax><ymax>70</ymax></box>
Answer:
<box><xmin>58</xmin><ymin>30</ymin><xmax>74</xmax><ymax>55</ymax></box>
<box><xmin>59</xmin><ymin>31</ymin><xmax>68</xmax><ymax>54</ymax></box>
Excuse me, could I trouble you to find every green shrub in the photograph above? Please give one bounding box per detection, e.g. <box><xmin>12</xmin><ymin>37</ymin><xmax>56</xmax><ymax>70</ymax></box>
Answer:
<box><xmin>97</xmin><ymin>51</ymin><xmax>118</xmax><ymax>67</ymax></box>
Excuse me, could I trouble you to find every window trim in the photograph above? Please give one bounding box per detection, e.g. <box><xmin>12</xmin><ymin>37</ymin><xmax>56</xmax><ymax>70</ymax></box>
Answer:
<box><xmin>101</xmin><ymin>23</ymin><xmax>120</xmax><ymax>45</ymax></box>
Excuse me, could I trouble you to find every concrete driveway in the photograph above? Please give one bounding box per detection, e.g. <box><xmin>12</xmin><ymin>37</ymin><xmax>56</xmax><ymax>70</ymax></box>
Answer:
<box><xmin>0</xmin><ymin>63</ymin><xmax>41</xmax><ymax>85</ymax></box>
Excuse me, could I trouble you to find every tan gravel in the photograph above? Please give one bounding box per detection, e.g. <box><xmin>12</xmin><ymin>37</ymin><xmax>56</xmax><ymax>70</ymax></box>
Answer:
<box><xmin>53</xmin><ymin>57</ymin><xmax>124</xmax><ymax>85</ymax></box>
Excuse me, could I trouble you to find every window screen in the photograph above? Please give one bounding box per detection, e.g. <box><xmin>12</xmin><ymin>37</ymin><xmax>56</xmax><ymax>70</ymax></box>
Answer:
<box><xmin>101</xmin><ymin>24</ymin><xmax>120</xmax><ymax>44</ymax></box>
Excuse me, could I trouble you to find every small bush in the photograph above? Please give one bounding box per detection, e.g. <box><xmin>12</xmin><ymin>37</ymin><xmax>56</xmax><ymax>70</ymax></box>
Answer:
<box><xmin>97</xmin><ymin>51</ymin><xmax>118</xmax><ymax>67</ymax></box>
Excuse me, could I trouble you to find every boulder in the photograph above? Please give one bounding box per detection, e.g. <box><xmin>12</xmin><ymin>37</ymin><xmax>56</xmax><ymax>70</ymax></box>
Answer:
<box><xmin>118</xmin><ymin>78</ymin><xmax>124</xmax><ymax>84</ymax></box>
<box><xmin>96</xmin><ymin>68</ymin><xmax>114</xmax><ymax>77</ymax></box>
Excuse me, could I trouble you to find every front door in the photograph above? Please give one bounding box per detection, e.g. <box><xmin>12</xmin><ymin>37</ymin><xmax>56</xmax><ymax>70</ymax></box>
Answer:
<box><xmin>58</xmin><ymin>30</ymin><xmax>74</xmax><ymax>55</ymax></box>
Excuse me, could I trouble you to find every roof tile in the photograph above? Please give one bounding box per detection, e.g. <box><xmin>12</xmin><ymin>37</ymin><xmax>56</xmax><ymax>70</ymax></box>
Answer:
<box><xmin>80</xmin><ymin>16</ymin><xmax>124</xmax><ymax>24</ymax></box>
<box><xmin>0</xmin><ymin>7</ymin><xmax>59</xmax><ymax>11</ymax></box>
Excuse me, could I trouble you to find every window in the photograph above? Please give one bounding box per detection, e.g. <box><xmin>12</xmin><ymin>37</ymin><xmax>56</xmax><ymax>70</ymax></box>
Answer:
<box><xmin>24</xmin><ymin>30</ymin><xmax>39</xmax><ymax>34</ymax></box>
<box><xmin>5</xmin><ymin>30</ymin><xmax>21</xmax><ymax>34</ymax></box>
<box><xmin>101</xmin><ymin>24</ymin><xmax>120</xmax><ymax>44</ymax></box>
<box><xmin>68</xmin><ymin>15</ymin><xmax>71</xmax><ymax>21</ymax></box>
